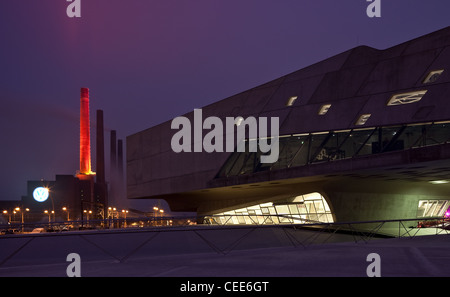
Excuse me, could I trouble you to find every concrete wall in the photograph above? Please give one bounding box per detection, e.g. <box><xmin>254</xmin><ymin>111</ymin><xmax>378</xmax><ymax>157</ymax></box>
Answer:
<box><xmin>0</xmin><ymin>225</ymin><xmax>357</xmax><ymax>273</ymax></box>
<box><xmin>127</xmin><ymin>27</ymin><xmax>450</xmax><ymax>217</ymax></box>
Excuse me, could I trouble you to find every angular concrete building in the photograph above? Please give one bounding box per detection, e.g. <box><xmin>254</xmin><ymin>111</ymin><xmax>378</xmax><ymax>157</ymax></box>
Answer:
<box><xmin>127</xmin><ymin>27</ymin><xmax>450</xmax><ymax>225</ymax></box>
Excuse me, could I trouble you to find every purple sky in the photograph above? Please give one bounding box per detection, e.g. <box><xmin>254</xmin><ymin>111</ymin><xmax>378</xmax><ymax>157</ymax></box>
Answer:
<box><xmin>1</xmin><ymin>0</ymin><xmax>450</xmax><ymax>206</ymax></box>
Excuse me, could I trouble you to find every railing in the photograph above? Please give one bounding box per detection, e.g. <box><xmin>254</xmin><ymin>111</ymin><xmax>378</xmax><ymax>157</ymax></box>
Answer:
<box><xmin>1</xmin><ymin>215</ymin><xmax>449</xmax><ymax>241</ymax></box>
<box><xmin>1</xmin><ymin>216</ymin><xmax>449</xmax><ymax>270</ymax></box>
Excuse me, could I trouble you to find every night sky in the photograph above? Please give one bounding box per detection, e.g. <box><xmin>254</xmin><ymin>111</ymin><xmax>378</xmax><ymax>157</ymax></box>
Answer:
<box><xmin>1</xmin><ymin>1</ymin><xmax>449</xmax><ymax>209</ymax></box>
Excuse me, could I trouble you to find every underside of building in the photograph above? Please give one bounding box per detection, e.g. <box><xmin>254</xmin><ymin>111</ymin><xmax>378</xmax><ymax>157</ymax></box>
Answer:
<box><xmin>127</xmin><ymin>26</ymin><xmax>450</xmax><ymax>225</ymax></box>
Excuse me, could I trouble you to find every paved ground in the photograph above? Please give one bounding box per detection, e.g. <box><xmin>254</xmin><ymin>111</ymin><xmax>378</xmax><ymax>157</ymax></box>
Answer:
<box><xmin>1</xmin><ymin>233</ymin><xmax>450</xmax><ymax>277</ymax></box>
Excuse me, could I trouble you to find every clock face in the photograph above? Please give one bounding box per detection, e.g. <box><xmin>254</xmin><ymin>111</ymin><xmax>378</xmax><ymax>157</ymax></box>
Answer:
<box><xmin>33</xmin><ymin>187</ymin><xmax>49</xmax><ymax>202</ymax></box>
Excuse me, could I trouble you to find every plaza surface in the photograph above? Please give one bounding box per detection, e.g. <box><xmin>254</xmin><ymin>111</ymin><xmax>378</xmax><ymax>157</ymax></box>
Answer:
<box><xmin>1</xmin><ymin>225</ymin><xmax>449</xmax><ymax>277</ymax></box>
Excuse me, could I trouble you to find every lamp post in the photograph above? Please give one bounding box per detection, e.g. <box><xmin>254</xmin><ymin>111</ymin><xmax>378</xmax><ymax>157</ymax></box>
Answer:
<box><xmin>15</xmin><ymin>207</ymin><xmax>29</xmax><ymax>232</ymax></box>
<box><xmin>2</xmin><ymin>210</ymin><xmax>10</xmax><ymax>225</ymax></box>
<box><xmin>107</xmin><ymin>207</ymin><xmax>112</xmax><ymax>228</ymax></box>
<box><xmin>153</xmin><ymin>206</ymin><xmax>158</xmax><ymax>226</ymax></box>
<box><xmin>44</xmin><ymin>210</ymin><xmax>51</xmax><ymax>223</ymax></box>
<box><xmin>159</xmin><ymin>209</ymin><xmax>164</xmax><ymax>226</ymax></box>
<box><xmin>122</xmin><ymin>209</ymin><xmax>128</xmax><ymax>228</ymax></box>
<box><xmin>83</xmin><ymin>210</ymin><xmax>92</xmax><ymax>226</ymax></box>
<box><xmin>62</xmin><ymin>207</ymin><xmax>70</xmax><ymax>221</ymax></box>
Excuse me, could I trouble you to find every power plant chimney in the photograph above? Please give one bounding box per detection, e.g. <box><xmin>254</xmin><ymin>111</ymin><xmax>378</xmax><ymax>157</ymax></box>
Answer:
<box><xmin>96</xmin><ymin>109</ymin><xmax>108</xmax><ymax>213</ymax></box>
<box><xmin>79</xmin><ymin>87</ymin><xmax>94</xmax><ymax>176</ymax></box>
<box><xmin>96</xmin><ymin>109</ymin><xmax>106</xmax><ymax>184</ymax></box>
<box><xmin>110</xmin><ymin>130</ymin><xmax>116</xmax><ymax>172</ymax></box>
<box><xmin>77</xmin><ymin>88</ymin><xmax>95</xmax><ymax>221</ymax></box>
<box><xmin>117</xmin><ymin>139</ymin><xmax>123</xmax><ymax>178</ymax></box>
<box><xmin>109</xmin><ymin>130</ymin><xmax>117</xmax><ymax>205</ymax></box>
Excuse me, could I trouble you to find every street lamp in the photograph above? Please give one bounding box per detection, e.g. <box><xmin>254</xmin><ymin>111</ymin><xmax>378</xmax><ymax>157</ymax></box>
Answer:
<box><xmin>44</xmin><ymin>210</ymin><xmax>51</xmax><ymax>223</ymax></box>
<box><xmin>62</xmin><ymin>207</ymin><xmax>70</xmax><ymax>221</ymax></box>
<box><xmin>159</xmin><ymin>209</ymin><xmax>165</xmax><ymax>226</ymax></box>
<box><xmin>84</xmin><ymin>210</ymin><xmax>92</xmax><ymax>220</ymax></box>
<box><xmin>122</xmin><ymin>210</ymin><xmax>128</xmax><ymax>228</ymax></box>
<box><xmin>153</xmin><ymin>207</ymin><xmax>159</xmax><ymax>226</ymax></box>
<box><xmin>2</xmin><ymin>210</ymin><xmax>11</xmax><ymax>225</ymax></box>
<box><xmin>15</xmin><ymin>208</ymin><xmax>30</xmax><ymax>223</ymax></box>
<box><xmin>15</xmin><ymin>208</ymin><xmax>29</xmax><ymax>232</ymax></box>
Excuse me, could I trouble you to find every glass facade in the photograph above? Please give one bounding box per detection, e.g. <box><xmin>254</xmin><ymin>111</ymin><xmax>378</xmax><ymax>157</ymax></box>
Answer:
<box><xmin>204</xmin><ymin>192</ymin><xmax>333</xmax><ymax>225</ymax></box>
<box><xmin>216</xmin><ymin>121</ymin><xmax>450</xmax><ymax>178</ymax></box>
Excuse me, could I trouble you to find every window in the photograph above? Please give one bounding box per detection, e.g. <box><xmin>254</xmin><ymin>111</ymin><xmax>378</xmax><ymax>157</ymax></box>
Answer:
<box><xmin>423</xmin><ymin>70</ymin><xmax>444</xmax><ymax>84</ymax></box>
<box><xmin>355</xmin><ymin>114</ymin><xmax>371</xmax><ymax>126</ymax></box>
<box><xmin>387</xmin><ymin>90</ymin><xmax>427</xmax><ymax>106</ymax></box>
<box><xmin>417</xmin><ymin>200</ymin><xmax>449</xmax><ymax>217</ymax></box>
<box><xmin>215</xmin><ymin>122</ymin><xmax>450</xmax><ymax>178</ymax></box>
<box><xmin>318</xmin><ymin>104</ymin><xmax>331</xmax><ymax>115</ymax></box>
<box><xmin>286</xmin><ymin>96</ymin><xmax>298</xmax><ymax>106</ymax></box>
<box><xmin>205</xmin><ymin>192</ymin><xmax>333</xmax><ymax>225</ymax></box>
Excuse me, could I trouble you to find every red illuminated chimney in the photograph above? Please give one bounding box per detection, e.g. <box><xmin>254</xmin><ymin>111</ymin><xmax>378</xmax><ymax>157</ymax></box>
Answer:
<box><xmin>79</xmin><ymin>87</ymin><xmax>94</xmax><ymax>175</ymax></box>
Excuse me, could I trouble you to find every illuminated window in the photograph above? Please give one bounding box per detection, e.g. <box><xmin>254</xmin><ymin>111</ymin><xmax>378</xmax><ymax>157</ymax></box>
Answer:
<box><xmin>355</xmin><ymin>114</ymin><xmax>371</xmax><ymax>126</ymax></box>
<box><xmin>423</xmin><ymin>70</ymin><xmax>444</xmax><ymax>84</ymax></box>
<box><xmin>205</xmin><ymin>192</ymin><xmax>333</xmax><ymax>225</ymax></box>
<box><xmin>286</xmin><ymin>96</ymin><xmax>298</xmax><ymax>106</ymax></box>
<box><xmin>387</xmin><ymin>90</ymin><xmax>427</xmax><ymax>106</ymax></box>
<box><xmin>318</xmin><ymin>104</ymin><xmax>331</xmax><ymax>115</ymax></box>
<box><xmin>417</xmin><ymin>200</ymin><xmax>449</xmax><ymax>218</ymax></box>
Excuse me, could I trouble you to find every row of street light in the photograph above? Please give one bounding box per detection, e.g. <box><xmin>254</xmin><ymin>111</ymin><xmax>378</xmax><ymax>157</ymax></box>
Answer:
<box><xmin>2</xmin><ymin>205</ymin><xmax>168</xmax><ymax>229</ymax></box>
<box><xmin>2</xmin><ymin>207</ymin><xmax>73</xmax><ymax>224</ymax></box>
<box><xmin>2</xmin><ymin>207</ymin><xmax>30</xmax><ymax>224</ymax></box>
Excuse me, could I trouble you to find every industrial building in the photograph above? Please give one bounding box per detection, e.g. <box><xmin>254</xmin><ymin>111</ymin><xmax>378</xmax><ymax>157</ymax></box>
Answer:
<box><xmin>0</xmin><ymin>88</ymin><xmax>125</xmax><ymax>224</ymax></box>
<box><xmin>127</xmin><ymin>27</ymin><xmax>450</xmax><ymax>225</ymax></box>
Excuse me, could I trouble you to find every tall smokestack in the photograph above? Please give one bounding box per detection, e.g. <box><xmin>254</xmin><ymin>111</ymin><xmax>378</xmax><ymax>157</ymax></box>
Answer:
<box><xmin>117</xmin><ymin>139</ymin><xmax>124</xmax><ymax>202</ymax></box>
<box><xmin>79</xmin><ymin>87</ymin><xmax>94</xmax><ymax>175</ymax></box>
<box><xmin>117</xmin><ymin>139</ymin><xmax>123</xmax><ymax>178</ymax></box>
<box><xmin>110</xmin><ymin>130</ymin><xmax>116</xmax><ymax>172</ymax></box>
<box><xmin>96</xmin><ymin>109</ymin><xmax>108</xmax><ymax>212</ymax></box>
<box><xmin>109</xmin><ymin>130</ymin><xmax>117</xmax><ymax>205</ymax></box>
<box><xmin>96</xmin><ymin>109</ymin><xmax>105</xmax><ymax>184</ymax></box>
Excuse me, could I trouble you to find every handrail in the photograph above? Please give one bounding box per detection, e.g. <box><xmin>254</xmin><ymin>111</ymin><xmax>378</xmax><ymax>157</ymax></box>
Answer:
<box><xmin>0</xmin><ymin>215</ymin><xmax>448</xmax><ymax>238</ymax></box>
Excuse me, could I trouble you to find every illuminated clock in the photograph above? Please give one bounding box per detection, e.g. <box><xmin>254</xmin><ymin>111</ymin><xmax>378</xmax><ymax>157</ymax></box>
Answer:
<box><xmin>33</xmin><ymin>187</ymin><xmax>49</xmax><ymax>202</ymax></box>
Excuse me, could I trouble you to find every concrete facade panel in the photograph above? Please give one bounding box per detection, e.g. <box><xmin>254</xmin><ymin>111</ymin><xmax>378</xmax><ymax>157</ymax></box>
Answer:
<box><xmin>403</xmin><ymin>27</ymin><xmax>450</xmax><ymax>55</ymax></box>
<box><xmin>309</xmin><ymin>63</ymin><xmax>376</xmax><ymax>104</ymax></box>
<box><xmin>424</xmin><ymin>46</ymin><xmax>450</xmax><ymax>83</ymax></box>
<box><xmin>237</xmin><ymin>85</ymin><xmax>279</xmax><ymax>117</ymax></box>
<box><xmin>261</xmin><ymin>76</ymin><xmax>324</xmax><ymax>112</ymax></box>
<box><xmin>280</xmin><ymin>96</ymin><xmax>369</xmax><ymax>134</ymax></box>
<box><xmin>358</xmin><ymin>49</ymin><xmax>441</xmax><ymax>95</ymax></box>
<box><xmin>283</xmin><ymin>50</ymin><xmax>351</xmax><ymax>83</ymax></box>
<box><xmin>201</xmin><ymin>91</ymin><xmax>251</xmax><ymax>119</ymax></box>
<box><xmin>126</xmin><ymin>133</ymin><xmax>142</xmax><ymax>162</ymax></box>
<box><xmin>127</xmin><ymin>27</ymin><xmax>450</xmax><ymax>224</ymax></box>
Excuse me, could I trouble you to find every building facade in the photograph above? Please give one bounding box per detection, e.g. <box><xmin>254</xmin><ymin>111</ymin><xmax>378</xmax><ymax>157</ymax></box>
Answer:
<box><xmin>127</xmin><ymin>27</ymin><xmax>450</xmax><ymax>225</ymax></box>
